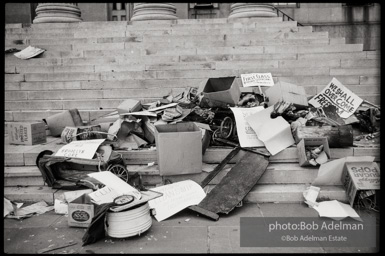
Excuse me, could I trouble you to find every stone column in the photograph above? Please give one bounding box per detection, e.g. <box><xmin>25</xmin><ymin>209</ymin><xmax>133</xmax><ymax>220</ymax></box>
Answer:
<box><xmin>130</xmin><ymin>3</ymin><xmax>177</xmax><ymax>21</ymax></box>
<box><xmin>228</xmin><ymin>3</ymin><xmax>277</xmax><ymax>19</ymax></box>
<box><xmin>33</xmin><ymin>3</ymin><xmax>82</xmax><ymax>23</ymax></box>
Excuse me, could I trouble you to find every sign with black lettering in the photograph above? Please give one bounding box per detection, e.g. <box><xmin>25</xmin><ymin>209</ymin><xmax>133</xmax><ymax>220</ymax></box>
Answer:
<box><xmin>308</xmin><ymin>78</ymin><xmax>363</xmax><ymax>118</ymax></box>
<box><xmin>241</xmin><ymin>73</ymin><xmax>274</xmax><ymax>87</ymax></box>
<box><xmin>55</xmin><ymin>139</ymin><xmax>105</xmax><ymax>159</ymax></box>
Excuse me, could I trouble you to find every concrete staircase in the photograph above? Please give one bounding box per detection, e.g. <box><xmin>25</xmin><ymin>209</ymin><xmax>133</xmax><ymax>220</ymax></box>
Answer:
<box><xmin>4</xmin><ymin>17</ymin><xmax>380</xmax><ymax>204</ymax></box>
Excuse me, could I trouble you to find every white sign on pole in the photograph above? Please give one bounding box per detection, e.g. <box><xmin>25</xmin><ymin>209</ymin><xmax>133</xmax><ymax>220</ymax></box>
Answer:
<box><xmin>308</xmin><ymin>78</ymin><xmax>363</xmax><ymax>119</ymax></box>
<box><xmin>240</xmin><ymin>73</ymin><xmax>274</xmax><ymax>87</ymax></box>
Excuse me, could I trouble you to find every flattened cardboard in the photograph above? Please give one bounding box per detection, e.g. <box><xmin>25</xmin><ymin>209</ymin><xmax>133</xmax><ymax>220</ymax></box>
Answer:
<box><xmin>155</xmin><ymin>122</ymin><xmax>202</xmax><ymax>176</ymax></box>
<box><xmin>341</xmin><ymin>161</ymin><xmax>380</xmax><ymax>206</ymax></box>
<box><xmin>199</xmin><ymin>77</ymin><xmax>241</xmax><ymax>107</ymax></box>
<box><xmin>7</xmin><ymin>121</ymin><xmax>46</xmax><ymax>145</ymax></box>
<box><xmin>265</xmin><ymin>80</ymin><xmax>308</xmax><ymax>107</ymax></box>
<box><xmin>68</xmin><ymin>194</ymin><xmax>95</xmax><ymax>228</ymax></box>
<box><xmin>297</xmin><ymin>138</ymin><xmax>331</xmax><ymax>167</ymax></box>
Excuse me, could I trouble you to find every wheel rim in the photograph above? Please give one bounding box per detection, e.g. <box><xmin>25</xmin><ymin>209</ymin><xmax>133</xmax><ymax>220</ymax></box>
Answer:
<box><xmin>107</xmin><ymin>164</ymin><xmax>129</xmax><ymax>183</ymax></box>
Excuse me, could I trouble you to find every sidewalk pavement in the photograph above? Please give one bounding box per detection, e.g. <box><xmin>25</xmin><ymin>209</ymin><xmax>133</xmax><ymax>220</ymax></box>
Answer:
<box><xmin>4</xmin><ymin>203</ymin><xmax>379</xmax><ymax>254</ymax></box>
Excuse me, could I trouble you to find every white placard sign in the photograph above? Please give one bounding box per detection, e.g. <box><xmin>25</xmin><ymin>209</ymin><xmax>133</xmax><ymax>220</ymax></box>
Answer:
<box><xmin>230</xmin><ymin>107</ymin><xmax>265</xmax><ymax>148</ymax></box>
<box><xmin>148</xmin><ymin>180</ymin><xmax>206</xmax><ymax>222</ymax></box>
<box><xmin>241</xmin><ymin>73</ymin><xmax>274</xmax><ymax>87</ymax></box>
<box><xmin>308</xmin><ymin>78</ymin><xmax>363</xmax><ymax>119</ymax></box>
<box><xmin>55</xmin><ymin>139</ymin><xmax>105</xmax><ymax>159</ymax></box>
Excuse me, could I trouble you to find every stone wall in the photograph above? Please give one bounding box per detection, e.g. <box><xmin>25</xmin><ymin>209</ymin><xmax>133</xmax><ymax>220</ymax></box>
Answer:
<box><xmin>278</xmin><ymin>3</ymin><xmax>381</xmax><ymax>51</ymax></box>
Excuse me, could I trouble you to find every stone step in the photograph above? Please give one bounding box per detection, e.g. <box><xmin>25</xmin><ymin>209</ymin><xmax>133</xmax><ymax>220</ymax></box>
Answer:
<box><xmin>4</xmin><ymin>166</ymin><xmax>45</xmax><ymax>187</ymax></box>
<box><xmin>13</xmin><ymin>56</ymin><xmax>383</xmax><ymax>73</ymax></box>
<box><xmin>4</xmin><ymin>135</ymin><xmax>380</xmax><ymax>167</ymax></box>
<box><xmin>6</xmin><ymin>20</ymin><xmax>296</xmax><ymax>35</ymax></box>
<box><xmin>242</xmin><ymin>184</ymin><xmax>348</xmax><ymax>203</ymax></box>
<box><xmin>6</xmin><ymin>50</ymin><xmax>374</xmax><ymax>68</ymax></box>
<box><xmin>6</xmin><ymin>37</ymin><xmax>342</xmax><ymax>50</ymax></box>
<box><xmin>5</xmin><ymin>18</ymin><xmax>288</xmax><ymax>34</ymax></box>
<box><xmin>4</xmin><ymin>163</ymin><xmax>319</xmax><ymax>188</ymax></box>
<box><xmin>4</xmin><ymin>186</ymin><xmax>58</xmax><ymax>204</ymax></box>
<box><xmin>4</xmin><ymin>17</ymin><xmax>284</xmax><ymax>30</ymax></box>
<box><xmin>3</xmin><ymin>184</ymin><xmax>347</xmax><ymax>204</ymax></box>
<box><xmin>5</xmin><ymin>91</ymin><xmax>380</xmax><ymax>115</ymax></box>
<box><xmin>6</xmin><ymin>26</ymin><xmax>300</xmax><ymax>40</ymax></box>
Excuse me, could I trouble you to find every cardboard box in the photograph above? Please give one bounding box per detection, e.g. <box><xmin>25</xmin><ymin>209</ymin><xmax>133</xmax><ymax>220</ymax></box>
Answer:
<box><xmin>265</xmin><ymin>81</ymin><xmax>308</xmax><ymax>107</ymax></box>
<box><xmin>7</xmin><ymin>121</ymin><xmax>46</xmax><ymax>145</ymax></box>
<box><xmin>45</xmin><ymin>109</ymin><xmax>83</xmax><ymax>137</ymax></box>
<box><xmin>297</xmin><ymin>137</ymin><xmax>330</xmax><ymax>167</ymax></box>
<box><xmin>117</xmin><ymin>99</ymin><xmax>142</xmax><ymax>115</ymax></box>
<box><xmin>68</xmin><ymin>194</ymin><xmax>95</xmax><ymax>228</ymax></box>
<box><xmin>199</xmin><ymin>76</ymin><xmax>241</xmax><ymax>107</ymax></box>
<box><xmin>155</xmin><ymin>122</ymin><xmax>202</xmax><ymax>176</ymax></box>
<box><xmin>341</xmin><ymin>161</ymin><xmax>380</xmax><ymax>207</ymax></box>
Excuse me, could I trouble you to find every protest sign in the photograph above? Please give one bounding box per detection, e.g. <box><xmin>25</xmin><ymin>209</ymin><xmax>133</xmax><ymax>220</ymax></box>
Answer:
<box><xmin>55</xmin><ymin>139</ymin><xmax>105</xmax><ymax>159</ymax></box>
<box><xmin>230</xmin><ymin>107</ymin><xmax>265</xmax><ymax>148</ymax></box>
<box><xmin>309</xmin><ymin>78</ymin><xmax>363</xmax><ymax>119</ymax></box>
<box><xmin>148</xmin><ymin>180</ymin><xmax>206</xmax><ymax>222</ymax></box>
<box><xmin>240</xmin><ymin>73</ymin><xmax>274</xmax><ymax>87</ymax></box>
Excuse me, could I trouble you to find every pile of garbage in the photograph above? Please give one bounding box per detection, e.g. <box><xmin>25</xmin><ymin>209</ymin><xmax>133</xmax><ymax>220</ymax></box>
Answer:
<box><xmin>5</xmin><ymin>74</ymin><xmax>380</xmax><ymax>246</ymax></box>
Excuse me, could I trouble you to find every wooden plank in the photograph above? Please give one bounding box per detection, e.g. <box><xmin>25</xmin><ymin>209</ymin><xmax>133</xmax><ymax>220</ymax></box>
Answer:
<box><xmin>196</xmin><ymin>151</ymin><xmax>269</xmax><ymax>215</ymax></box>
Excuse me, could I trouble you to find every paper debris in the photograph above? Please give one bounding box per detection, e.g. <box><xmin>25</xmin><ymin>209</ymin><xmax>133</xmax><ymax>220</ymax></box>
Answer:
<box><xmin>246</xmin><ymin>106</ymin><xmax>295</xmax><ymax>155</ymax></box>
<box><xmin>6</xmin><ymin>201</ymin><xmax>54</xmax><ymax>219</ymax></box>
<box><xmin>303</xmin><ymin>186</ymin><xmax>320</xmax><ymax>208</ymax></box>
<box><xmin>14</xmin><ymin>46</ymin><xmax>45</xmax><ymax>60</ymax></box>
<box><xmin>148</xmin><ymin>180</ymin><xmax>206</xmax><ymax>222</ymax></box>
<box><xmin>312</xmin><ymin>200</ymin><xmax>361</xmax><ymax>221</ymax></box>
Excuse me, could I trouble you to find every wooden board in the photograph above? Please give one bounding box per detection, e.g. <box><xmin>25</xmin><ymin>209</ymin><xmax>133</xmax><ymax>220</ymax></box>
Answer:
<box><xmin>196</xmin><ymin>151</ymin><xmax>269</xmax><ymax>215</ymax></box>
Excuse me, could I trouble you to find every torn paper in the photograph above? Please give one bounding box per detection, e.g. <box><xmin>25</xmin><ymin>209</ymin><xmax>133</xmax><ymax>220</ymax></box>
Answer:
<box><xmin>230</xmin><ymin>106</ymin><xmax>265</xmax><ymax>148</ymax></box>
<box><xmin>148</xmin><ymin>180</ymin><xmax>206</xmax><ymax>222</ymax></box>
<box><xmin>55</xmin><ymin>139</ymin><xmax>105</xmax><ymax>159</ymax></box>
<box><xmin>87</xmin><ymin>171</ymin><xmax>141</xmax><ymax>204</ymax></box>
<box><xmin>312</xmin><ymin>200</ymin><xmax>361</xmax><ymax>221</ymax></box>
<box><xmin>312</xmin><ymin>156</ymin><xmax>375</xmax><ymax>186</ymax></box>
<box><xmin>246</xmin><ymin>106</ymin><xmax>295</xmax><ymax>155</ymax></box>
<box><xmin>241</xmin><ymin>73</ymin><xmax>274</xmax><ymax>87</ymax></box>
<box><xmin>14</xmin><ymin>46</ymin><xmax>45</xmax><ymax>60</ymax></box>
<box><xmin>303</xmin><ymin>186</ymin><xmax>320</xmax><ymax>208</ymax></box>
<box><xmin>308</xmin><ymin>77</ymin><xmax>363</xmax><ymax>119</ymax></box>
<box><xmin>4</xmin><ymin>198</ymin><xmax>22</xmax><ymax>218</ymax></box>
<box><xmin>6</xmin><ymin>201</ymin><xmax>54</xmax><ymax>219</ymax></box>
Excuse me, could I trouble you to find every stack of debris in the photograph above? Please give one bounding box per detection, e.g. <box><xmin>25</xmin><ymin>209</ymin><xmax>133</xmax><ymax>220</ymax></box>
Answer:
<box><xmin>6</xmin><ymin>73</ymin><xmax>380</xmax><ymax>246</ymax></box>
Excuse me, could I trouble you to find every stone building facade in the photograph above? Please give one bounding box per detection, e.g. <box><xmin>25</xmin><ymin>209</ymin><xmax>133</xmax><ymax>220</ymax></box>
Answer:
<box><xmin>4</xmin><ymin>3</ymin><xmax>380</xmax><ymax>50</ymax></box>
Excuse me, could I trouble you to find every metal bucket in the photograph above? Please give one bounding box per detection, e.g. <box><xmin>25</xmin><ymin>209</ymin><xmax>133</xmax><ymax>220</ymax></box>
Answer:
<box><xmin>105</xmin><ymin>202</ymin><xmax>152</xmax><ymax>238</ymax></box>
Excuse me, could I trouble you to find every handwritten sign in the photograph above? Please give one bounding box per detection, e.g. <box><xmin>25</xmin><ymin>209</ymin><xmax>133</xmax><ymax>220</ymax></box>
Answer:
<box><xmin>148</xmin><ymin>180</ymin><xmax>206</xmax><ymax>222</ymax></box>
<box><xmin>344</xmin><ymin>162</ymin><xmax>380</xmax><ymax>189</ymax></box>
<box><xmin>308</xmin><ymin>78</ymin><xmax>363</xmax><ymax>119</ymax></box>
<box><xmin>55</xmin><ymin>139</ymin><xmax>105</xmax><ymax>159</ymax></box>
<box><xmin>230</xmin><ymin>107</ymin><xmax>265</xmax><ymax>148</ymax></box>
<box><xmin>241</xmin><ymin>73</ymin><xmax>274</xmax><ymax>87</ymax></box>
